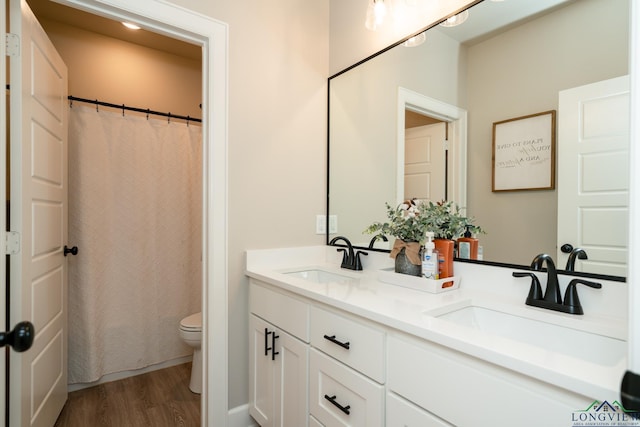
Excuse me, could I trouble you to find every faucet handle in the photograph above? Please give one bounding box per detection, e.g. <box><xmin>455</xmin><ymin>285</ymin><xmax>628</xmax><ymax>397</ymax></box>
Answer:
<box><xmin>512</xmin><ymin>272</ymin><xmax>543</xmax><ymax>302</ymax></box>
<box><xmin>354</xmin><ymin>250</ymin><xmax>368</xmax><ymax>271</ymax></box>
<box><xmin>562</xmin><ymin>278</ymin><xmax>602</xmax><ymax>315</ymax></box>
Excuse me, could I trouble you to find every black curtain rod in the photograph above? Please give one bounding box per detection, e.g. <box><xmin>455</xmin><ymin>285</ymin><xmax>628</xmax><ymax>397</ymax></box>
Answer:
<box><xmin>67</xmin><ymin>95</ymin><xmax>202</xmax><ymax>123</ymax></box>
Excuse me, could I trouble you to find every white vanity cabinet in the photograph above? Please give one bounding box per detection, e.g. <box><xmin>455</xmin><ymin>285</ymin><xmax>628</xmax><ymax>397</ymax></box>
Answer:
<box><xmin>249</xmin><ymin>281</ymin><xmax>310</xmax><ymax>427</ymax></box>
<box><xmin>387</xmin><ymin>334</ymin><xmax>592</xmax><ymax>427</ymax></box>
<box><xmin>248</xmin><ymin>273</ymin><xmax>597</xmax><ymax>427</ymax></box>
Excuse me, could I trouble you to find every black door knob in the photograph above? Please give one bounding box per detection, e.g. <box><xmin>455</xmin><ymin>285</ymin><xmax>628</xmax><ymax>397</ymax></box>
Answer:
<box><xmin>0</xmin><ymin>321</ymin><xmax>34</xmax><ymax>352</ymax></box>
<box><xmin>561</xmin><ymin>244</ymin><xmax>574</xmax><ymax>253</ymax></box>
<box><xmin>64</xmin><ymin>245</ymin><xmax>78</xmax><ymax>256</ymax></box>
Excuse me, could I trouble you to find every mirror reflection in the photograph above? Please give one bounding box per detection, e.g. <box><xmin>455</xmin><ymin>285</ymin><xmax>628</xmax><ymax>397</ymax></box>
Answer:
<box><xmin>328</xmin><ymin>0</ymin><xmax>629</xmax><ymax>278</ymax></box>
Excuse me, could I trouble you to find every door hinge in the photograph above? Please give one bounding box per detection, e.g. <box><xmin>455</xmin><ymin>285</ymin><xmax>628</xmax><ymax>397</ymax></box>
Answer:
<box><xmin>444</xmin><ymin>139</ymin><xmax>450</xmax><ymax>150</ymax></box>
<box><xmin>5</xmin><ymin>33</ymin><xmax>20</xmax><ymax>57</ymax></box>
<box><xmin>4</xmin><ymin>231</ymin><xmax>21</xmax><ymax>255</ymax></box>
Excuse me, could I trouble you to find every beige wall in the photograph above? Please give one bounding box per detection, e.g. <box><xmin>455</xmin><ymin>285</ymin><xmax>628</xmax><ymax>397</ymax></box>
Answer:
<box><xmin>148</xmin><ymin>0</ymin><xmax>331</xmax><ymax>408</ymax></box>
<box><xmin>330</xmin><ymin>27</ymin><xmax>466</xmax><ymax>243</ymax></box>
<box><xmin>39</xmin><ymin>20</ymin><xmax>202</xmax><ymax>121</ymax></box>
<box><xmin>329</xmin><ymin>0</ymin><xmax>476</xmax><ymax>74</ymax></box>
<box><xmin>466</xmin><ymin>0</ymin><xmax>629</xmax><ymax>265</ymax></box>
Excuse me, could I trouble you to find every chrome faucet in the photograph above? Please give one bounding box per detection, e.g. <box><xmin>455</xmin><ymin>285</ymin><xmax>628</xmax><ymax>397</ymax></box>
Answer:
<box><xmin>367</xmin><ymin>234</ymin><xmax>388</xmax><ymax>249</ymax></box>
<box><xmin>565</xmin><ymin>247</ymin><xmax>588</xmax><ymax>271</ymax></box>
<box><xmin>329</xmin><ymin>236</ymin><xmax>367</xmax><ymax>271</ymax></box>
<box><xmin>513</xmin><ymin>253</ymin><xmax>601</xmax><ymax>315</ymax></box>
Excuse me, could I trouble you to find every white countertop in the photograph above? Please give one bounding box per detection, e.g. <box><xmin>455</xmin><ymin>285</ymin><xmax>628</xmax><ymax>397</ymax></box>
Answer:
<box><xmin>245</xmin><ymin>246</ymin><xmax>628</xmax><ymax>401</ymax></box>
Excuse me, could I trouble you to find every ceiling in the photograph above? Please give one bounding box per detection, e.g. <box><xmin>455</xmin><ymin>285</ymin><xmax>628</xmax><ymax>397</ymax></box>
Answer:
<box><xmin>25</xmin><ymin>0</ymin><xmax>201</xmax><ymax>60</ymax></box>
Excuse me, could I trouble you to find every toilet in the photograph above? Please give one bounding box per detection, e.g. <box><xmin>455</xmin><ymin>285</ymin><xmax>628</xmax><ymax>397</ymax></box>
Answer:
<box><xmin>179</xmin><ymin>312</ymin><xmax>202</xmax><ymax>394</ymax></box>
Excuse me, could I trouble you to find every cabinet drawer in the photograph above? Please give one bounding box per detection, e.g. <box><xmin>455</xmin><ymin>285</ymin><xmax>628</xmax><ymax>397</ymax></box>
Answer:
<box><xmin>386</xmin><ymin>392</ymin><xmax>453</xmax><ymax>427</ymax></box>
<box><xmin>310</xmin><ymin>306</ymin><xmax>385</xmax><ymax>383</ymax></box>
<box><xmin>387</xmin><ymin>335</ymin><xmax>591</xmax><ymax>427</ymax></box>
<box><xmin>250</xmin><ymin>280</ymin><xmax>309</xmax><ymax>342</ymax></box>
<box><xmin>309</xmin><ymin>349</ymin><xmax>383</xmax><ymax>427</ymax></box>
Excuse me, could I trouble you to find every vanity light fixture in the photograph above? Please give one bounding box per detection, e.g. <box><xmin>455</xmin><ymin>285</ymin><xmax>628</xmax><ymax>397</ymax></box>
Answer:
<box><xmin>122</xmin><ymin>22</ymin><xmax>141</xmax><ymax>30</ymax></box>
<box><xmin>439</xmin><ymin>10</ymin><xmax>469</xmax><ymax>27</ymax></box>
<box><xmin>403</xmin><ymin>31</ymin><xmax>426</xmax><ymax>47</ymax></box>
<box><xmin>365</xmin><ymin>0</ymin><xmax>390</xmax><ymax>31</ymax></box>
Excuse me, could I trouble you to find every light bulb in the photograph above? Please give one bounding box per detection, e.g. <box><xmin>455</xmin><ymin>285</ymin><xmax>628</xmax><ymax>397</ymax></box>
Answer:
<box><xmin>365</xmin><ymin>0</ymin><xmax>388</xmax><ymax>31</ymax></box>
<box><xmin>440</xmin><ymin>10</ymin><xmax>469</xmax><ymax>27</ymax></box>
<box><xmin>122</xmin><ymin>22</ymin><xmax>141</xmax><ymax>30</ymax></box>
<box><xmin>403</xmin><ymin>32</ymin><xmax>426</xmax><ymax>47</ymax></box>
<box><xmin>374</xmin><ymin>0</ymin><xmax>387</xmax><ymax>24</ymax></box>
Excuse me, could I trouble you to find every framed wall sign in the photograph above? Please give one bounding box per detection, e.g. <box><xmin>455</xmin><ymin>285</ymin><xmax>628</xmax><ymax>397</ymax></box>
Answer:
<box><xmin>492</xmin><ymin>110</ymin><xmax>556</xmax><ymax>192</ymax></box>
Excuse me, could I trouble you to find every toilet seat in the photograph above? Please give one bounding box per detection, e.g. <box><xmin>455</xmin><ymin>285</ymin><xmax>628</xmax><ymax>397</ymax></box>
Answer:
<box><xmin>180</xmin><ymin>312</ymin><xmax>202</xmax><ymax>331</ymax></box>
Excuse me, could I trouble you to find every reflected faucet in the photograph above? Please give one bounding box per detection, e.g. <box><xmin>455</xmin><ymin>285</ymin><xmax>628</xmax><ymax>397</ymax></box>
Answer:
<box><xmin>565</xmin><ymin>247</ymin><xmax>588</xmax><ymax>271</ymax></box>
<box><xmin>329</xmin><ymin>236</ymin><xmax>367</xmax><ymax>271</ymax></box>
<box><xmin>513</xmin><ymin>253</ymin><xmax>601</xmax><ymax>315</ymax></box>
<box><xmin>368</xmin><ymin>234</ymin><xmax>388</xmax><ymax>249</ymax></box>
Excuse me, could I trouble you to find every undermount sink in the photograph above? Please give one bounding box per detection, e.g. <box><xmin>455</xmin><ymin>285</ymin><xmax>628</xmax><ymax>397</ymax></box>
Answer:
<box><xmin>430</xmin><ymin>304</ymin><xmax>626</xmax><ymax>366</ymax></box>
<box><xmin>283</xmin><ymin>269</ymin><xmax>358</xmax><ymax>285</ymax></box>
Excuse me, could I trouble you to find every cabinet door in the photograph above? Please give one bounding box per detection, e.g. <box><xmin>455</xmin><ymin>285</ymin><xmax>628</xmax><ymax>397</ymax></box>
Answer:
<box><xmin>249</xmin><ymin>315</ymin><xmax>276</xmax><ymax>426</ymax></box>
<box><xmin>274</xmin><ymin>329</ymin><xmax>309</xmax><ymax>427</ymax></box>
<box><xmin>250</xmin><ymin>314</ymin><xmax>309</xmax><ymax>427</ymax></box>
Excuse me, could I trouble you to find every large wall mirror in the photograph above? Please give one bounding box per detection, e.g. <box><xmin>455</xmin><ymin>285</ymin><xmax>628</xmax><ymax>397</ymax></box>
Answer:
<box><xmin>328</xmin><ymin>0</ymin><xmax>629</xmax><ymax>280</ymax></box>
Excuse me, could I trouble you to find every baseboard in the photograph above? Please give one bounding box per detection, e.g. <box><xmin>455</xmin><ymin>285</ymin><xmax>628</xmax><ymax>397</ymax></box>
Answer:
<box><xmin>228</xmin><ymin>404</ymin><xmax>259</xmax><ymax>427</ymax></box>
<box><xmin>68</xmin><ymin>355</ymin><xmax>193</xmax><ymax>392</ymax></box>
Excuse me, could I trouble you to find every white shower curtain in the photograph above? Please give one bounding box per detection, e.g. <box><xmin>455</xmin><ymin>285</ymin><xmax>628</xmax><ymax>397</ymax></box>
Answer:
<box><xmin>67</xmin><ymin>104</ymin><xmax>202</xmax><ymax>384</ymax></box>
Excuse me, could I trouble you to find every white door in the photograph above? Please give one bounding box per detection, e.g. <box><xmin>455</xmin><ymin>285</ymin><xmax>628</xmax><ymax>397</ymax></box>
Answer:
<box><xmin>557</xmin><ymin>75</ymin><xmax>629</xmax><ymax>276</ymax></box>
<box><xmin>404</xmin><ymin>122</ymin><xmax>446</xmax><ymax>202</ymax></box>
<box><xmin>9</xmin><ymin>0</ymin><xmax>69</xmax><ymax>425</ymax></box>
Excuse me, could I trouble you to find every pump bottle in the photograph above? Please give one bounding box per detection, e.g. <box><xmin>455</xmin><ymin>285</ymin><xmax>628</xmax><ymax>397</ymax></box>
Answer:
<box><xmin>457</xmin><ymin>226</ymin><xmax>479</xmax><ymax>260</ymax></box>
<box><xmin>422</xmin><ymin>232</ymin><xmax>439</xmax><ymax>280</ymax></box>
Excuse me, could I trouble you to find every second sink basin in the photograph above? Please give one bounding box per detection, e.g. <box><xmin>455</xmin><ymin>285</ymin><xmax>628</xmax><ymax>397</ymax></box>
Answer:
<box><xmin>430</xmin><ymin>304</ymin><xmax>626</xmax><ymax>366</ymax></box>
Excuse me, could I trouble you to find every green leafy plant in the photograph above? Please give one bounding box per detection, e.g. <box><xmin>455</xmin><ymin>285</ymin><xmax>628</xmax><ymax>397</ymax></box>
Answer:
<box><xmin>364</xmin><ymin>199</ymin><xmax>483</xmax><ymax>244</ymax></box>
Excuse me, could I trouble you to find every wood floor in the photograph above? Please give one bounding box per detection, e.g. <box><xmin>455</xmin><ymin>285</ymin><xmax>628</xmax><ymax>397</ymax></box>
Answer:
<box><xmin>54</xmin><ymin>363</ymin><xmax>201</xmax><ymax>427</ymax></box>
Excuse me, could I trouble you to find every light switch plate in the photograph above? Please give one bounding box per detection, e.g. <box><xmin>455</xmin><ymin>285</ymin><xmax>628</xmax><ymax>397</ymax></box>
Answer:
<box><xmin>329</xmin><ymin>215</ymin><xmax>338</xmax><ymax>234</ymax></box>
<box><xmin>316</xmin><ymin>215</ymin><xmax>326</xmax><ymax>234</ymax></box>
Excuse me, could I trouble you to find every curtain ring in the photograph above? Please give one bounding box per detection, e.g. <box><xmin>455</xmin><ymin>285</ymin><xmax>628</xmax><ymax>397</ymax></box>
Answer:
<box><xmin>146</xmin><ymin>109</ymin><xmax>150</xmax><ymax>120</ymax></box>
<box><xmin>122</xmin><ymin>104</ymin><xmax>125</xmax><ymax>117</ymax></box>
<box><xmin>187</xmin><ymin>115</ymin><xmax>190</xmax><ymax>127</ymax></box>
<box><xmin>95</xmin><ymin>100</ymin><xmax>99</xmax><ymax>112</ymax></box>
<box><xmin>167</xmin><ymin>112</ymin><xmax>171</xmax><ymax>124</ymax></box>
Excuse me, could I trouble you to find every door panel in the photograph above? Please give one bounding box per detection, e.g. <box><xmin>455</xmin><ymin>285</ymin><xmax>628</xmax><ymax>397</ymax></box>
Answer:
<box><xmin>557</xmin><ymin>76</ymin><xmax>629</xmax><ymax>276</ymax></box>
<box><xmin>9</xmin><ymin>0</ymin><xmax>69</xmax><ymax>425</ymax></box>
<box><xmin>404</xmin><ymin>122</ymin><xmax>446</xmax><ymax>202</ymax></box>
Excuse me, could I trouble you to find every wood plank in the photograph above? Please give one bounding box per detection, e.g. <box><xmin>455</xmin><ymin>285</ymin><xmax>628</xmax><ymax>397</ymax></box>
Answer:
<box><xmin>54</xmin><ymin>363</ymin><xmax>200</xmax><ymax>426</ymax></box>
